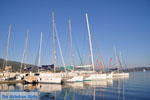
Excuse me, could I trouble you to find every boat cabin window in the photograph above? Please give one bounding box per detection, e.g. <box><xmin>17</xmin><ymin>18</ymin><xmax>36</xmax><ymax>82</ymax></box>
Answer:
<box><xmin>34</xmin><ymin>73</ymin><xmax>39</xmax><ymax>76</ymax></box>
<box><xmin>25</xmin><ymin>74</ymin><xmax>29</xmax><ymax>76</ymax></box>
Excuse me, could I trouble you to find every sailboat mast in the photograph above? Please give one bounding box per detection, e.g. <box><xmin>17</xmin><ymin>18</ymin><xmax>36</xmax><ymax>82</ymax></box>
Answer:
<box><xmin>52</xmin><ymin>12</ymin><xmax>56</xmax><ymax>72</ymax></box>
<box><xmin>69</xmin><ymin>20</ymin><xmax>74</xmax><ymax>71</ymax></box>
<box><xmin>38</xmin><ymin>32</ymin><xmax>42</xmax><ymax>72</ymax></box>
<box><xmin>3</xmin><ymin>24</ymin><xmax>11</xmax><ymax>70</ymax></box>
<box><xmin>120</xmin><ymin>52</ymin><xmax>123</xmax><ymax>70</ymax></box>
<box><xmin>114</xmin><ymin>47</ymin><xmax>119</xmax><ymax>73</ymax></box>
<box><xmin>20</xmin><ymin>29</ymin><xmax>29</xmax><ymax>73</ymax></box>
<box><xmin>85</xmin><ymin>13</ymin><xmax>95</xmax><ymax>72</ymax></box>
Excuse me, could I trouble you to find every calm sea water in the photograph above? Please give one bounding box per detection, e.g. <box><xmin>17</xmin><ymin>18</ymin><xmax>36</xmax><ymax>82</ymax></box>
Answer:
<box><xmin>0</xmin><ymin>72</ymin><xmax>150</xmax><ymax>100</ymax></box>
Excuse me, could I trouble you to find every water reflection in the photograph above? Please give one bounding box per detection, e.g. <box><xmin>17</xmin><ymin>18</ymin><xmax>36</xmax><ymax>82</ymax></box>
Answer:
<box><xmin>0</xmin><ymin>79</ymin><xmax>124</xmax><ymax>100</ymax></box>
<box><xmin>84</xmin><ymin>80</ymin><xmax>107</xmax><ymax>88</ymax></box>
<box><xmin>37</xmin><ymin>84</ymin><xmax>62</xmax><ymax>92</ymax></box>
<box><xmin>0</xmin><ymin>72</ymin><xmax>150</xmax><ymax>100</ymax></box>
<box><xmin>0</xmin><ymin>84</ymin><xmax>15</xmax><ymax>91</ymax></box>
<box><xmin>64</xmin><ymin>82</ymin><xmax>84</xmax><ymax>89</ymax></box>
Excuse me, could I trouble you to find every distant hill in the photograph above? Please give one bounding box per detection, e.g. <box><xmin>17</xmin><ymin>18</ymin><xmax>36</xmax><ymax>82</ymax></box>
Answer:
<box><xmin>0</xmin><ymin>58</ymin><xmax>37</xmax><ymax>72</ymax></box>
<box><xmin>109</xmin><ymin>66</ymin><xmax>150</xmax><ymax>72</ymax></box>
<box><xmin>125</xmin><ymin>67</ymin><xmax>150</xmax><ymax>72</ymax></box>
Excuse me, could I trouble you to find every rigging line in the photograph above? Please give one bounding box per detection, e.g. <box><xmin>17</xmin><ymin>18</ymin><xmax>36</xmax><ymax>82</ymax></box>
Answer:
<box><xmin>63</xmin><ymin>33</ymin><xmax>70</xmax><ymax>65</ymax></box>
<box><xmin>118</xmin><ymin>56</ymin><xmax>123</xmax><ymax>72</ymax></box>
<box><xmin>54</xmin><ymin>23</ymin><xmax>66</xmax><ymax>72</ymax></box>
<box><xmin>69</xmin><ymin>20</ymin><xmax>74</xmax><ymax>69</ymax></box>
<box><xmin>42</xmin><ymin>28</ymin><xmax>51</xmax><ymax>64</ymax></box>
<box><xmin>121</xmin><ymin>55</ymin><xmax>129</xmax><ymax>72</ymax></box>
<box><xmin>74</xmin><ymin>39</ymin><xmax>83</xmax><ymax>66</ymax></box>
<box><xmin>82</xmin><ymin>36</ymin><xmax>90</xmax><ymax>66</ymax></box>
<box><xmin>96</xmin><ymin>49</ymin><xmax>102</xmax><ymax>71</ymax></box>
<box><xmin>99</xmin><ymin>56</ymin><xmax>104</xmax><ymax>72</ymax></box>
<box><xmin>63</xmin><ymin>28</ymin><xmax>69</xmax><ymax>58</ymax></box>
<box><xmin>1</xmin><ymin>40</ymin><xmax>6</xmax><ymax>57</ymax></box>
<box><xmin>10</xmin><ymin>30</ymin><xmax>15</xmax><ymax>61</ymax></box>
<box><xmin>20</xmin><ymin>29</ymin><xmax>29</xmax><ymax>72</ymax></box>
<box><xmin>24</xmin><ymin>34</ymin><xmax>29</xmax><ymax>69</ymax></box>
<box><xmin>84</xmin><ymin>50</ymin><xmax>90</xmax><ymax>66</ymax></box>
<box><xmin>94</xmin><ymin>41</ymin><xmax>100</xmax><ymax>69</ymax></box>
<box><xmin>87</xmin><ymin>18</ymin><xmax>106</xmax><ymax>72</ymax></box>
<box><xmin>72</xmin><ymin>29</ymin><xmax>83</xmax><ymax>66</ymax></box>
<box><xmin>3</xmin><ymin>24</ymin><xmax>11</xmax><ymax>70</ymax></box>
<box><xmin>114</xmin><ymin>47</ymin><xmax>120</xmax><ymax>73</ymax></box>
<box><xmin>27</xmin><ymin>37</ymin><xmax>35</xmax><ymax>65</ymax></box>
<box><xmin>35</xmin><ymin>44</ymin><xmax>40</xmax><ymax>66</ymax></box>
<box><xmin>91</xmin><ymin>31</ymin><xmax>106</xmax><ymax>73</ymax></box>
<box><xmin>2</xmin><ymin>45</ymin><xmax>7</xmax><ymax>70</ymax></box>
<box><xmin>119</xmin><ymin>52</ymin><xmax>124</xmax><ymax>72</ymax></box>
<box><xmin>38</xmin><ymin>32</ymin><xmax>42</xmax><ymax>67</ymax></box>
<box><xmin>81</xmin><ymin>26</ymin><xmax>88</xmax><ymax>66</ymax></box>
<box><xmin>97</xmin><ymin>59</ymin><xmax>101</xmax><ymax>71</ymax></box>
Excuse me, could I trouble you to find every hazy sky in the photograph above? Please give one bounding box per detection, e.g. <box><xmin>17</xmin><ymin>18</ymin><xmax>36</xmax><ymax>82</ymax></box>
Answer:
<box><xmin>0</xmin><ymin>0</ymin><xmax>149</xmax><ymax>68</ymax></box>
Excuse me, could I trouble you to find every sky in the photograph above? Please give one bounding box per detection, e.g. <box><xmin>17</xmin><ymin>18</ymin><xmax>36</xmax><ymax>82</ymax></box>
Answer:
<box><xmin>0</xmin><ymin>0</ymin><xmax>150</xmax><ymax>68</ymax></box>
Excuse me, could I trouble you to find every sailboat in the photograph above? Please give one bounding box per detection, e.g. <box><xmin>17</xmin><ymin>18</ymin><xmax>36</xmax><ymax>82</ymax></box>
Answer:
<box><xmin>83</xmin><ymin>13</ymin><xmax>107</xmax><ymax>81</ymax></box>
<box><xmin>34</xmin><ymin>12</ymin><xmax>69</xmax><ymax>84</ymax></box>
<box><xmin>16</xmin><ymin>29</ymin><xmax>29</xmax><ymax>81</ymax></box>
<box><xmin>63</xmin><ymin>14</ymin><xmax>107</xmax><ymax>82</ymax></box>
<box><xmin>63</xmin><ymin>20</ymin><xmax>84</xmax><ymax>83</ymax></box>
<box><xmin>24</xmin><ymin>32</ymin><xmax>43</xmax><ymax>83</ymax></box>
<box><xmin>34</xmin><ymin>32</ymin><xmax>62</xmax><ymax>84</ymax></box>
<box><xmin>112</xmin><ymin>47</ymin><xmax>129</xmax><ymax>77</ymax></box>
<box><xmin>1</xmin><ymin>24</ymin><xmax>15</xmax><ymax>81</ymax></box>
<box><xmin>44</xmin><ymin>12</ymin><xmax>84</xmax><ymax>83</ymax></box>
<box><xmin>24</xmin><ymin>32</ymin><xmax>62</xmax><ymax>84</ymax></box>
<box><xmin>0</xmin><ymin>25</ymin><xmax>23</xmax><ymax>83</ymax></box>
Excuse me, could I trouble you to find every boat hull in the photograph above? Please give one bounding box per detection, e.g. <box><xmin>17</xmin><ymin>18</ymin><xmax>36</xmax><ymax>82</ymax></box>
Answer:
<box><xmin>112</xmin><ymin>72</ymin><xmax>129</xmax><ymax>77</ymax></box>
<box><xmin>37</xmin><ymin>77</ymin><xmax>62</xmax><ymax>84</ymax></box>
<box><xmin>106</xmin><ymin>73</ymin><xmax>113</xmax><ymax>79</ymax></box>
<box><xmin>65</xmin><ymin>76</ymin><xmax>83</xmax><ymax>82</ymax></box>
<box><xmin>84</xmin><ymin>74</ymin><xmax>107</xmax><ymax>81</ymax></box>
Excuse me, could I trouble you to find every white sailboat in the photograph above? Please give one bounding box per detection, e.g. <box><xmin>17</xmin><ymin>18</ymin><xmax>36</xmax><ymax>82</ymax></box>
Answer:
<box><xmin>36</xmin><ymin>73</ymin><xmax>62</xmax><ymax>84</ymax></box>
<box><xmin>63</xmin><ymin>73</ymin><xmax>83</xmax><ymax>82</ymax></box>
<box><xmin>35</xmin><ymin>32</ymin><xmax>62</xmax><ymax>84</ymax></box>
<box><xmin>112</xmin><ymin>48</ymin><xmax>129</xmax><ymax>77</ymax></box>
<box><xmin>35</xmin><ymin>12</ymin><xmax>65</xmax><ymax>84</ymax></box>
<box><xmin>16</xmin><ymin>29</ymin><xmax>29</xmax><ymax>81</ymax></box>
<box><xmin>83</xmin><ymin>13</ymin><xmax>107</xmax><ymax>81</ymax></box>
<box><xmin>20</xmin><ymin>29</ymin><xmax>29</xmax><ymax>73</ymax></box>
<box><xmin>1</xmin><ymin>24</ymin><xmax>15</xmax><ymax>80</ymax></box>
<box><xmin>3</xmin><ymin>24</ymin><xmax>11</xmax><ymax>71</ymax></box>
<box><xmin>49</xmin><ymin>12</ymin><xmax>84</xmax><ymax>83</ymax></box>
<box><xmin>63</xmin><ymin>19</ymin><xmax>84</xmax><ymax>83</ymax></box>
<box><xmin>24</xmin><ymin>32</ymin><xmax>61</xmax><ymax>84</ymax></box>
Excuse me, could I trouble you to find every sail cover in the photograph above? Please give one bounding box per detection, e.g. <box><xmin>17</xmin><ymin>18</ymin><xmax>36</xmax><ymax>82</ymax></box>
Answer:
<box><xmin>60</xmin><ymin>66</ymin><xmax>73</xmax><ymax>70</ymax></box>
<box><xmin>76</xmin><ymin>65</ymin><xmax>92</xmax><ymax>68</ymax></box>
<box><xmin>39</xmin><ymin>64</ymin><xmax>54</xmax><ymax>70</ymax></box>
